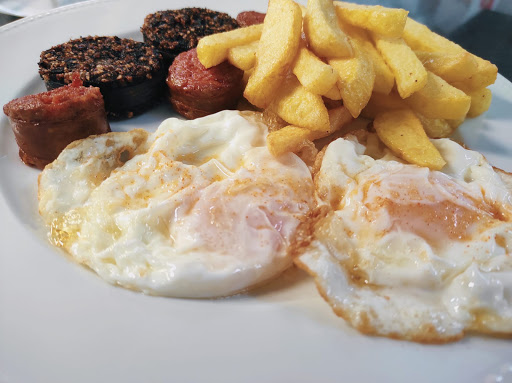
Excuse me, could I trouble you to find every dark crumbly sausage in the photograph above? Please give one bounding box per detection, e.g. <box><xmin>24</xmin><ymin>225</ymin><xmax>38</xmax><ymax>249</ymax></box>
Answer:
<box><xmin>236</xmin><ymin>11</ymin><xmax>266</xmax><ymax>27</ymax></box>
<box><xmin>166</xmin><ymin>48</ymin><xmax>244</xmax><ymax>120</ymax></box>
<box><xmin>38</xmin><ymin>36</ymin><xmax>165</xmax><ymax>119</ymax></box>
<box><xmin>141</xmin><ymin>8</ymin><xmax>239</xmax><ymax>66</ymax></box>
<box><xmin>3</xmin><ymin>76</ymin><xmax>110</xmax><ymax>169</ymax></box>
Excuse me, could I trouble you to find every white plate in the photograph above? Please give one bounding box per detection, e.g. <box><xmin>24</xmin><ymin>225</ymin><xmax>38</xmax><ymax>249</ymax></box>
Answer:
<box><xmin>1</xmin><ymin>1</ymin><xmax>512</xmax><ymax>382</ymax></box>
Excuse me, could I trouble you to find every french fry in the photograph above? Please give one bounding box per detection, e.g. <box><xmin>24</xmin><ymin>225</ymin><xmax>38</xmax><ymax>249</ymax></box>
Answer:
<box><xmin>450</xmin><ymin>56</ymin><xmax>498</xmax><ymax>92</ymax></box>
<box><xmin>402</xmin><ymin>17</ymin><xmax>466</xmax><ymax>54</ymax></box>
<box><xmin>415</xmin><ymin>113</ymin><xmax>454</xmax><ymax>138</ymax></box>
<box><xmin>227</xmin><ymin>41</ymin><xmax>259</xmax><ymax>71</ymax></box>
<box><xmin>334</xmin><ymin>1</ymin><xmax>408</xmax><ymax>38</ymax></box>
<box><xmin>304</xmin><ymin>0</ymin><xmax>353</xmax><ymax>59</ymax></box>
<box><xmin>292</xmin><ymin>47</ymin><xmax>338</xmax><ymax>95</ymax></box>
<box><xmin>361</xmin><ymin>91</ymin><xmax>407</xmax><ymax>119</ymax></box>
<box><xmin>244</xmin><ymin>0</ymin><xmax>302</xmax><ymax>109</ymax></box>
<box><xmin>414</xmin><ymin>50</ymin><xmax>478</xmax><ymax>83</ymax></box>
<box><xmin>400</xmin><ymin>18</ymin><xmax>497</xmax><ymax>92</ymax></box>
<box><xmin>323</xmin><ymin>85</ymin><xmax>343</xmax><ymax>100</ymax></box>
<box><xmin>466</xmin><ymin>87</ymin><xmax>492</xmax><ymax>118</ymax></box>
<box><xmin>374</xmin><ymin>109</ymin><xmax>446</xmax><ymax>170</ymax></box>
<box><xmin>329</xmin><ymin>39</ymin><xmax>375</xmax><ymax>118</ymax></box>
<box><xmin>404</xmin><ymin>71</ymin><xmax>471</xmax><ymax>120</ymax></box>
<box><xmin>373</xmin><ymin>34</ymin><xmax>427</xmax><ymax>98</ymax></box>
<box><xmin>267</xmin><ymin>125</ymin><xmax>313</xmax><ymax>157</ymax></box>
<box><xmin>269</xmin><ymin>76</ymin><xmax>330</xmax><ymax>132</ymax></box>
<box><xmin>402</xmin><ymin>18</ymin><xmax>479</xmax><ymax>79</ymax></box>
<box><xmin>266</xmin><ymin>106</ymin><xmax>353</xmax><ymax>156</ymax></box>
<box><xmin>197</xmin><ymin>24</ymin><xmax>263</xmax><ymax>68</ymax></box>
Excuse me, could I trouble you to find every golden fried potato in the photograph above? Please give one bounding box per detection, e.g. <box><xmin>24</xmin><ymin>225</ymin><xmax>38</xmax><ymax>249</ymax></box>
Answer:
<box><xmin>227</xmin><ymin>40</ymin><xmax>259</xmax><ymax>71</ymax></box>
<box><xmin>304</xmin><ymin>0</ymin><xmax>353</xmax><ymax>59</ymax></box>
<box><xmin>267</xmin><ymin>106</ymin><xmax>353</xmax><ymax>156</ymax></box>
<box><xmin>450</xmin><ymin>56</ymin><xmax>498</xmax><ymax>92</ymax></box>
<box><xmin>414</xmin><ymin>50</ymin><xmax>478</xmax><ymax>83</ymax></box>
<box><xmin>267</xmin><ymin>125</ymin><xmax>313</xmax><ymax>157</ymax></box>
<box><xmin>341</xmin><ymin>24</ymin><xmax>394</xmax><ymax>95</ymax></box>
<box><xmin>373</xmin><ymin>35</ymin><xmax>427</xmax><ymax>98</ymax></box>
<box><xmin>323</xmin><ymin>85</ymin><xmax>343</xmax><ymax>100</ymax></box>
<box><xmin>361</xmin><ymin>91</ymin><xmax>407</xmax><ymax>119</ymax></box>
<box><xmin>197</xmin><ymin>24</ymin><xmax>263</xmax><ymax>68</ymax></box>
<box><xmin>402</xmin><ymin>18</ymin><xmax>496</xmax><ymax>91</ymax></box>
<box><xmin>466</xmin><ymin>87</ymin><xmax>492</xmax><ymax>118</ymax></box>
<box><xmin>404</xmin><ymin>71</ymin><xmax>471</xmax><ymax>120</ymax></box>
<box><xmin>329</xmin><ymin>39</ymin><xmax>375</xmax><ymax>118</ymax></box>
<box><xmin>374</xmin><ymin>109</ymin><xmax>446</xmax><ymax>170</ymax></box>
<box><xmin>416</xmin><ymin>113</ymin><xmax>454</xmax><ymax>138</ymax></box>
<box><xmin>269</xmin><ymin>76</ymin><xmax>330</xmax><ymax>132</ymax></box>
<box><xmin>334</xmin><ymin>1</ymin><xmax>408</xmax><ymax>38</ymax></box>
<box><xmin>244</xmin><ymin>0</ymin><xmax>302</xmax><ymax>109</ymax></box>
<box><xmin>292</xmin><ymin>47</ymin><xmax>338</xmax><ymax>95</ymax></box>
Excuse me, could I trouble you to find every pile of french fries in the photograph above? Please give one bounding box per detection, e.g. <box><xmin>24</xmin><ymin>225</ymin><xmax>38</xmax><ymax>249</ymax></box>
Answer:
<box><xmin>197</xmin><ymin>0</ymin><xmax>497</xmax><ymax>170</ymax></box>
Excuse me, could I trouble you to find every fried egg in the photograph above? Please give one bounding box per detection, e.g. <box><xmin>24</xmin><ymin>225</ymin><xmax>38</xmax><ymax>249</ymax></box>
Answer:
<box><xmin>38</xmin><ymin>111</ymin><xmax>314</xmax><ymax>298</ymax></box>
<box><xmin>296</xmin><ymin>132</ymin><xmax>512</xmax><ymax>343</ymax></box>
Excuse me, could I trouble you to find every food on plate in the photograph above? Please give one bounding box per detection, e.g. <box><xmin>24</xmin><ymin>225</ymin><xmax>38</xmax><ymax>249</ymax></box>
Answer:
<box><xmin>292</xmin><ymin>44</ymin><xmax>338</xmax><ymax>96</ymax></box>
<box><xmin>166</xmin><ymin>48</ymin><xmax>244</xmax><ymax>119</ymax></box>
<box><xmin>371</xmin><ymin>34</ymin><xmax>427</xmax><ymax>99</ymax></box>
<box><xmin>466</xmin><ymin>87</ymin><xmax>493</xmax><ymax>118</ymax></box>
<box><xmin>227</xmin><ymin>40</ymin><xmax>259</xmax><ymax>71</ymax></box>
<box><xmin>3</xmin><ymin>76</ymin><xmax>110</xmax><ymax>169</ymax></box>
<box><xmin>243</xmin><ymin>0</ymin><xmax>302</xmax><ymax>109</ymax></box>
<box><xmin>141</xmin><ymin>8</ymin><xmax>239</xmax><ymax>66</ymax></box>
<box><xmin>197</xmin><ymin>24</ymin><xmax>263</xmax><ymax>69</ymax></box>
<box><xmin>38</xmin><ymin>110</ymin><xmax>314</xmax><ymax>298</ymax></box>
<box><xmin>303</xmin><ymin>0</ymin><xmax>352</xmax><ymax>59</ymax></box>
<box><xmin>296</xmin><ymin>132</ymin><xmax>512</xmax><ymax>343</ymax></box>
<box><xmin>266</xmin><ymin>105</ymin><xmax>352</xmax><ymax>157</ymax></box>
<box><xmin>328</xmin><ymin>39</ymin><xmax>375</xmax><ymax>118</ymax></box>
<box><xmin>196</xmin><ymin>0</ymin><xmax>497</xmax><ymax>167</ymax></box>
<box><xmin>404</xmin><ymin>71</ymin><xmax>471</xmax><ymax>120</ymax></box>
<box><xmin>373</xmin><ymin>109</ymin><xmax>446</xmax><ymax>170</ymax></box>
<box><xmin>334</xmin><ymin>1</ymin><xmax>408</xmax><ymax>38</ymax></box>
<box><xmin>236</xmin><ymin>11</ymin><xmax>266</xmax><ymax>27</ymax></box>
<box><xmin>38</xmin><ymin>36</ymin><xmax>165</xmax><ymax>119</ymax></box>
<box><xmin>269</xmin><ymin>75</ymin><xmax>330</xmax><ymax>132</ymax></box>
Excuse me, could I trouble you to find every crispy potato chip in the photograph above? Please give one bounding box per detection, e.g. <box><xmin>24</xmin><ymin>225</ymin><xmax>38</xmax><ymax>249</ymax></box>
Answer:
<box><xmin>269</xmin><ymin>76</ymin><xmax>330</xmax><ymax>132</ymax></box>
<box><xmin>292</xmin><ymin>47</ymin><xmax>338</xmax><ymax>95</ymax></box>
<box><xmin>244</xmin><ymin>0</ymin><xmax>302</xmax><ymax>109</ymax></box>
<box><xmin>374</xmin><ymin>109</ymin><xmax>446</xmax><ymax>170</ymax></box>
<box><xmin>466</xmin><ymin>87</ymin><xmax>492</xmax><ymax>118</ymax></box>
<box><xmin>416</xmin><ymin>113</ymin><xmax>454</xmax><ymax>138</ymax></box>
<box><xmin>361</xmin><ymin>91</ymin><xmax>407</xmax><ymax>119</ymax></box>
<box><xmin>329</xmin><ymin>39</ymin><xmax>375</xmax><ymax>118</ymax></box>
<box><xmin>227</xmin><ymin>40</ymin><xmax>259</xmax><ymax>71</ymax></box>
<box><xmin>197</xmin><ymin>24</ymin><xmax>263</xmax><ymax>69</ymax></box>
<box><xmin>304</xmin><ymin>0</ymin><xmax>353</xmax><ymax>59</ymax></box>
<box><xmin>373</xmin><ymin>35</ymin><xmax>427</xmax><ymax>98</ymax></box>
<box><xmin>334</xmin><ymin>1</ymin><xmax>408</xmax><ymax>38</ymax></box>
<box><xmin>404</xmin><ymin>71</ymin><xmax>471</xmax><ymax>120</ymax></box>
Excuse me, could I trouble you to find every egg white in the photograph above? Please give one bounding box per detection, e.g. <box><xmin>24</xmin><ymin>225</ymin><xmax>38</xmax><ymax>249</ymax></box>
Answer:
<box><xmin>38</xmin><ymin>111</ymin><xmax>315</xmax><ymax>298</ymax></box>
<box><xmin>296</xmin><ymin>132</ymin><xmax>512</xmax><ymax>342</ymax></box>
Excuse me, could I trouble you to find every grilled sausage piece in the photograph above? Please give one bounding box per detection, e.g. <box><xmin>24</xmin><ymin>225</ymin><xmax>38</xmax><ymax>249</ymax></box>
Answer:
<box><xmin>3</xmin><ymin>77</ymin><xmax>110</xmax><ymax>169</ymax></box>
<box><xmin>236</xmin><ymin>11</ymin><xmax>266</xmax><ymax>27</ymax></box>
<box><xmin>166</xmin><ymin>48</ymin><xmax>244</xmax><ymax>120</ymax></box>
